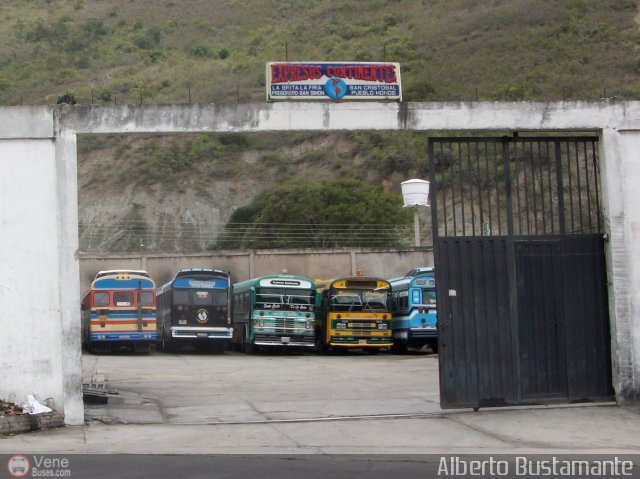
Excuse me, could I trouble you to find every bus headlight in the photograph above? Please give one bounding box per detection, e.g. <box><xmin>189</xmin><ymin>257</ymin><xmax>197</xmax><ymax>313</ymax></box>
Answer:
<box><xmin>378</xmin><ymin>323</ymin><xmax>388</xmax><ymax>330</ymax></box>
<box><xmin>306</xmin><ymin>320</ymin><xmax>313</xmax><ymax>329</ymax></box>
<box><xmin>336</xmin><ymin>322</ymin><xmax>346</xmax><ymax>330</ymax></box>
<box><xmin>253</xmin><ymin>319</ymin><xmax>265</xmax><ymax>328</ymax></box>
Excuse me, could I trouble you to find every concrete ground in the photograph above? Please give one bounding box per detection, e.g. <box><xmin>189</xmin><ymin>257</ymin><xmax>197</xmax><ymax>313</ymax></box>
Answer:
<box><xmin>1</xmin><ymin>350</ymin><xmax>639</xmax><ymax>455</ymax></box>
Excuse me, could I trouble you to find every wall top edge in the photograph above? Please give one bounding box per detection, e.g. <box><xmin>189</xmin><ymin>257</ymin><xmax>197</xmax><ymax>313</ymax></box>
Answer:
<box><xmin>79</xmin><ymin>247</ymin><xmax>434</xmax><ymax>259</ymax></box>
<box><xmin>0</xmin><ymin>107</ymin><xmax>54</xmax><ymax>139</ymax></box>
<box><xmin>54</xmin><ymin>101</ymin><xmax>640</xmax><ymax>134</ymax></box>
<box><xmin>4</xmin><ymin>102</ymin><xmax>640</xmax><ymax>137</ymax></box>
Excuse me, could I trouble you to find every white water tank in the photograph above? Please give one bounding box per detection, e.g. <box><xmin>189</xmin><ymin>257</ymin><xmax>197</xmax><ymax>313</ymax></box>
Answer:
<box><xmin>401</xmin><ymin>179</ymin><xmax>430</xmax><ymax>207</ymax></box>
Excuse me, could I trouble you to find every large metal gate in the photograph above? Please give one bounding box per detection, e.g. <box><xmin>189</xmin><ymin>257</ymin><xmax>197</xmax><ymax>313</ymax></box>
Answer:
<box><xmin>429</xmin><ymin>136</ymin><xmax>613</xmax><ymax>408</ymax></box>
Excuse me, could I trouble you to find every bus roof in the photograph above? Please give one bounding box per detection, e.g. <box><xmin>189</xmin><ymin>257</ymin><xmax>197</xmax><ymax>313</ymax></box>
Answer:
<box><xmin>316</xmin><ymin>276</ymin><xmax>391</xmax><ymax>291</ymax></box>
<box><xmin>233</xmin><ymin>273</ymin><xmax>315</xmax><ymax>291</ymax></box>
<box><xmin>91</xmin><ymin>275</ymin><xmax>155</xmax><ymax>290</ymax></box>
<box><xmin>388</xmin><ymin>266</ymin><xmax>435</xmax><ymax>283</ymax></box>
<box><xmin>94</xmin><ymin>269</ymin><xmax>150</xmax><ymax>279</ymax></box>
<box><xmin>389</xmin><ymin>269</ymin><xmax>436</xmax><ymax>290</ymax></box>
<box><xmin>157</xmin><ymin>268</ymin><xmax>230</xmax><ymax>294</ymax></box>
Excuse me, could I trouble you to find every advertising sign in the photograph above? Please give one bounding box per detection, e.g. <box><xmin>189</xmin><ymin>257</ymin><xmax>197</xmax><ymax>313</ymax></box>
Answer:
<box><xmin>266</xmin><ymin>61</ymin><xmax>402</xmax><ymax>101</ymax></box>
<box><xmin>259</xmin><ymin>278</ymin><xmax>313</xmax><ymax>289</ymax></box>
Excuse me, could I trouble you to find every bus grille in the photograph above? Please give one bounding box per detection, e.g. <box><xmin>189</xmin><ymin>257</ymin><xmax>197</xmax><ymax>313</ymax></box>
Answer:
<box><xmin>349</xmin><ymin>322</ymin><xmax>376</xmax><ymax>329</ymax></box>
<box><xmin>274</xmin><ymin>318</ymin><xmax>297</xmax><ymax>332</ymax></box>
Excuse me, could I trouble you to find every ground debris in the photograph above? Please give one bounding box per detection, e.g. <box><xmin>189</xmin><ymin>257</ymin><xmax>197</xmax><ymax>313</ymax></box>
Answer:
<box><xmin>0</xmin><ymin>399</ymin><xmax>24</xmax><ymax>416</ymax></box>
<box><xmin>83</xmin><ymin>383</ymin><xmax>119</xmax><ymax>404</ymax></box>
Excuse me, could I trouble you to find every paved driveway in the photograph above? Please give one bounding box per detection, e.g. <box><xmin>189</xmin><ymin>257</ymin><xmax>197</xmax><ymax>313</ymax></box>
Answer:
<box><xmin>82</xmin><ymin>349</ymin><xmax>441</xmax><ymax>425</ymax></box>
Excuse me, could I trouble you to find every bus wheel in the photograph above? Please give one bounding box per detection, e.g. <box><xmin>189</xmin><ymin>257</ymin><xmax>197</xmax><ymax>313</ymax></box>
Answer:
<box><xmin>391</xmin><ymin>342</ymin><xmax>408</xmax><ymax>355</ymax></box>
<box><xmin>135</xmin><ymin>342</ymin><xmax>151</xmax><ymax>354</ymax></box>
<box><xmin>206</xmin><ymin>342</ymin><xmax>225</xmax><ymax>354</ymax></box>
<box><xmin>241</xmin><ymin>328</ymin><xmax>254</xmax><ymax>354</ymax></box>
<box><xmin>429</xmin><ymin>341</ymin><xmax>439</xmax><ymax>354</ymax></box>
<box><xmin>160</xmin><ymin>329</ymin><xmax>167</xmax><ymax>352</ymax></box>
<box><xmin>163</xmin><ymin>328</ymin><xmax>178</xmax><ymax>353</ymax></box>
<box><xmin>315</xmin><ymin>333</ymin><xmax>328</xmax><ymax>355</ymax></box>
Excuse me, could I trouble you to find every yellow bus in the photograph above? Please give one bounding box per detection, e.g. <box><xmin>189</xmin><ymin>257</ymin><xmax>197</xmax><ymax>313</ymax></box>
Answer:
<box><xmin>315</xmin><ymin>275</ymin><xmax>393</xmax><ymax>353</ymax></box>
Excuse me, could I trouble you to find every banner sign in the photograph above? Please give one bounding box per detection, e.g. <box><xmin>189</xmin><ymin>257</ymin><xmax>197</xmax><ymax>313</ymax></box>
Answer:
<box><xmin>266</xmin><ymin>61</ymin><xmax>402</xmax><ymax>101</ymax></box>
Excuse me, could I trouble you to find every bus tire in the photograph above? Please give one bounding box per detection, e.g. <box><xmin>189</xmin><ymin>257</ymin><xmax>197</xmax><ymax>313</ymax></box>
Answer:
<box><xmin>156</xmin><ymin>331</ymin><xmax>163</xmax><ymax>351</ymax></box>
<box><xmin>315</xmin><ymin>332</ymin><xmax>328</xmax><ymax>355</ymax></box>
<box><xmin>429</xmin><ymin>340</ymin><xmax>438</xmax><ymax>354</ymax></box>
<box><xmin>241</xmin><ymin>327</ymin><xmax>254</xmax><ymax>354</ymax></box>
<box><xmin>391</xmin><ymin>342</ymin><xmax>408</xmax><ymax>354</ymax></box>
<box><xmin>135</xmin><ymin>342</ymin><xmax>151</xmax><ymax>354</ymax></box>
<box><xmin>163</xmin><ymin>328</ymin><xmax>178</xmax><ymax>353</ymax></box>
<box><xmin>159</xmin><ymin>328</ymin><xmax>167</xmax><ymax>352</ymax></box>
<box><xmin>206</xmin><ymin>342</ymin><xmax>225</xmax><ymax>354</ymax></box>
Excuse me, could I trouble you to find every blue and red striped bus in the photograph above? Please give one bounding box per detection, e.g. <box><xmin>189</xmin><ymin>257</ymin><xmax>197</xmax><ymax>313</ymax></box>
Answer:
<box><xmin>81</xmin><ymin>270</ymin><xmax>157</xmax><ymax>353</ymax></box>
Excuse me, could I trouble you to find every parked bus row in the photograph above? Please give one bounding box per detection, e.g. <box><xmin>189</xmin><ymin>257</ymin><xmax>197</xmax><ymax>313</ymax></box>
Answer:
<box><xmin>80</xmin><ymin>267</ymin><xmax>437</xmax><ymax>355</ymax></box>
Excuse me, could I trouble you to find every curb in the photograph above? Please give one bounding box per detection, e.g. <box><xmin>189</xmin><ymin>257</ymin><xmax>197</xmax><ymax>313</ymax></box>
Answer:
<box><xmin>0</xmin><ymin>412</ymin><xmax>64</xmax><ymax>435</ymax></box>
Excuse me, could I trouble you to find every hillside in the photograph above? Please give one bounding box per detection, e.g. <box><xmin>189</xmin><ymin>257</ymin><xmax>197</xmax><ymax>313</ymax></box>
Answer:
<box><xmin>1</xmin><ymin>0</ymin><xmax>638</xmax><ymax>252</ymax></box>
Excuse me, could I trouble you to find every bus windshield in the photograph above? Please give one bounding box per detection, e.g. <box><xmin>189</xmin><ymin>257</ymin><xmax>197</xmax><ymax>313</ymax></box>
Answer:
<box><xmin>421</xmin><ymin>289</ymin><xmax>437</xmax><ymax>305</ymax></box>
<box><xmin>173</xmin><ymin>289</ymin><xmax>228</xmax><ymax>306</ymax></box>
<box><xmin>255</xmin><ymin>288</ymin><xmax>314</xmax><ymax>312</ymax></box>
<box><xmin>330</xmin><ymin>289</ymin><xmax>388</xmax><ymax>312</ymax></box>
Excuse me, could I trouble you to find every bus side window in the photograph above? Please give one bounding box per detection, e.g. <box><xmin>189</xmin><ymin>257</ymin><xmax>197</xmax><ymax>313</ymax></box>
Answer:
<box><xmin>398</xmin><ymin>292</ymin><xmax>408</xmax><ymax>310</ymax></box>
<box><xmin>411</xmin><ymin>289</ymin><xmax>421</xmax><ymax>305</ymax></box>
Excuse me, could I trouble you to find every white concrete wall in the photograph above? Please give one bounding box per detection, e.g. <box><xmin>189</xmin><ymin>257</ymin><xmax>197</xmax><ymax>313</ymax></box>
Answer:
<box><xmin>0</xmin><ymin>139</ymin><xmax>65</xmax><ymax>410</ymax></box>
<box><xmin>1</xmin><ymin>101</ymin><xmax>640</xmax><ymax>426</ymax></box>
<box><xmin>603</xmin><ymin>129</ymin><xmax>640</xmax><ymax>402</ymax></box>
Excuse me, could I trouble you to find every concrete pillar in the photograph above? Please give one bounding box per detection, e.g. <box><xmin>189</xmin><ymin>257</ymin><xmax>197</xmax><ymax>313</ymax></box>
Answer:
<box><xmin>53</xmin><ymin>120</ymin><xmax>84</xmax><ymax>425</ymax></box>
<box><xmin>600</xmin><ymin>128</ymin><xmax>637</xmax><ymax>403</ymax></box>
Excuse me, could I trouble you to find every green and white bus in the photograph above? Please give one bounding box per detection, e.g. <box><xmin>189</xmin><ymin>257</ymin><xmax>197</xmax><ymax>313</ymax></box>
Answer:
<box><xmin>231</xmin><ymin>274</ymin><xmax>316</xmax><ymax>353</ymax></box>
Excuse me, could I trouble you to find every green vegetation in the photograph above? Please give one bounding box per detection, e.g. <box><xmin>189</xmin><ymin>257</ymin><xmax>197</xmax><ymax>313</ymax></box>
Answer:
<box><xmin>1</xmin><ymin>0</ymin><xmax>639</xmax><ymax>105</ymax></box>
<box><xmin>79</xmin><ymin>130</ymin><xmax>433</xmax><ymax>192</ymax></box>
<box><xmin>211</xmin><ymin>179</ymin><xmax>413</xmax><ymax>249</ymax></box>
<box><xmin>10</xmin><ymin>0</ymin><xmax>637</xmax><ymax>251</ymax></box>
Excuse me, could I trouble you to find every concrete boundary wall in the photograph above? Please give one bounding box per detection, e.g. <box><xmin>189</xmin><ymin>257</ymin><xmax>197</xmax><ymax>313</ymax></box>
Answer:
<box><xmin>79</xmin><ymin>248</ymin><xmax>434</xmax><ymax>293</ymax></box>
<box><xmin>1</xmin><ymin>101</ymin><xmax>639</xmax><ymax>426</ymax></box>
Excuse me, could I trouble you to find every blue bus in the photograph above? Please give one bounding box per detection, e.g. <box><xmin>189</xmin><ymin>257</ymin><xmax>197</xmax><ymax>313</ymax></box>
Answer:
<box><xmin>156</xmin><ymin>269</ymin><xmax>232</xmax><ymax>353</ymax></box>
<box><xmin>389</xmin><ymin>267</ymin><xmax>437</xmax><ymax>353</ymax></box>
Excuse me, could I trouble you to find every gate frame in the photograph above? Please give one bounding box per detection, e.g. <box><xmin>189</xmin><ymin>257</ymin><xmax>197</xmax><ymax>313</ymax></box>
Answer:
<box><xmin>1</xmin><ymin>101</ymin><xmax>639</xmax><ymax>425</ymax></box>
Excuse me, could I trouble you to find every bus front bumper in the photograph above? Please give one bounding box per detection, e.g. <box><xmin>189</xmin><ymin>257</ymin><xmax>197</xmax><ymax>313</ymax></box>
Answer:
<box><xmin>90</xmin><ymin>332</ymin><xmax>156</xmax><ymax>341</ymax></box>
<box><xmin>171</xmin><ymin>327</ymin><xmax>233</xmax><ymax>340</ymax></box>
<box><xmin>253</xmin><ymin>334</ymin><xmax>315</xmax><ymax>347</ymax></box>
<box><xmin>329</xmin><ymin>336</ymin><xmax>392</xmax><ymax>347</ymax></box>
